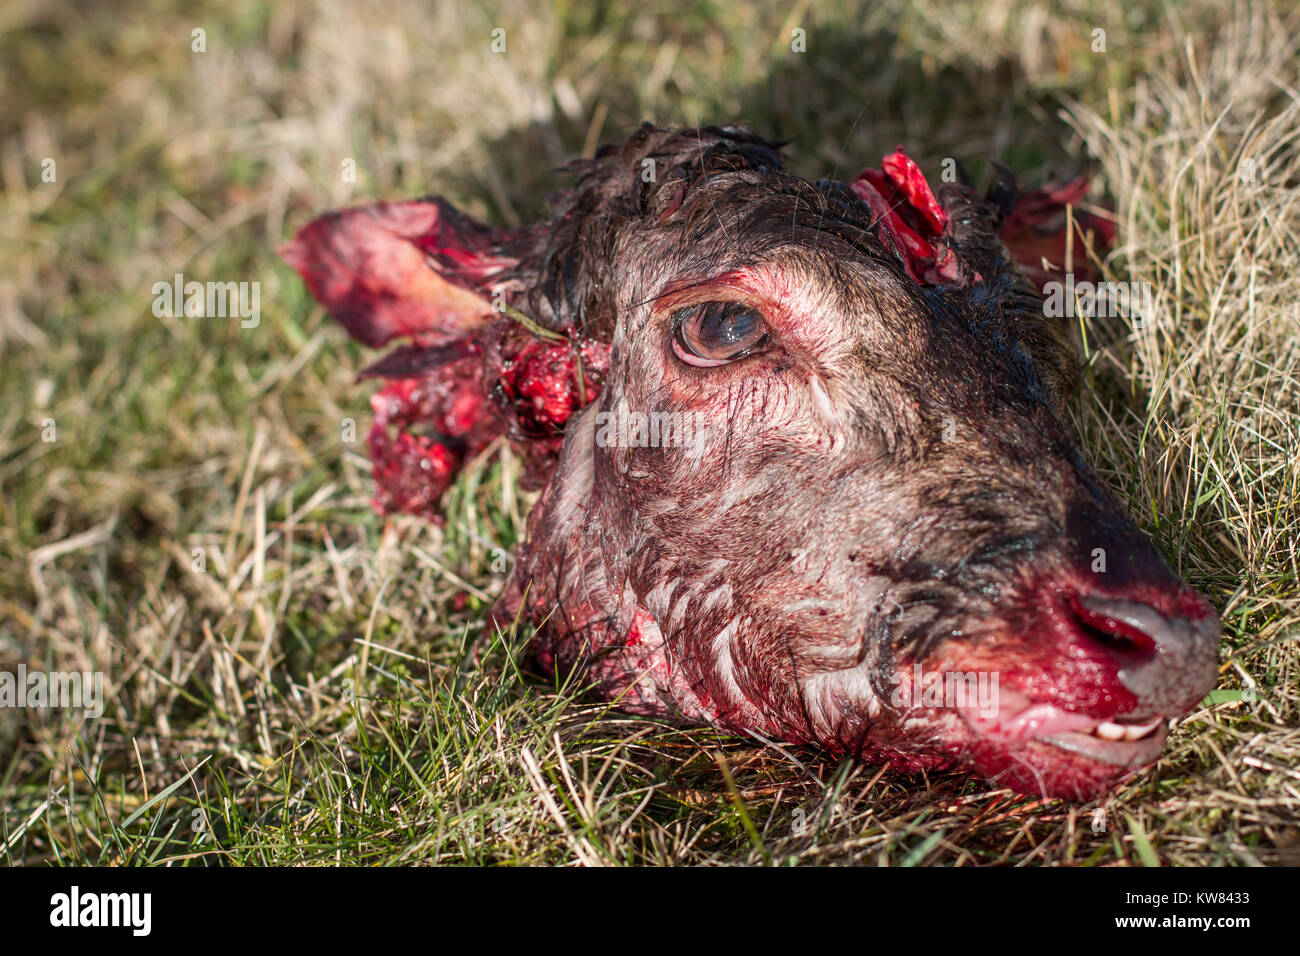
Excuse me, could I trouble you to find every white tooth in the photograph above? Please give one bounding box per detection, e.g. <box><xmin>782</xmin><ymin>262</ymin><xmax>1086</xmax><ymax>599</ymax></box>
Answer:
<box><xmin>1095</xmin><ymin>721</ymin><xmax>1127</xmax><ymax>741</ymax></box>
<box><xmin>1123</xmin><ymin>718</ymin><xmax>1163</xmax><ymax>740</ymax></box>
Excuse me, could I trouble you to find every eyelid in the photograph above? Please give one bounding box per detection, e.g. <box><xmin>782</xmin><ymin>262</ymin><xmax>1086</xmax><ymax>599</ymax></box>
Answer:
<box><xmin>655</xmin><ymin>281</ymin><xmax>775</xmax><ymax>319</ymax></box>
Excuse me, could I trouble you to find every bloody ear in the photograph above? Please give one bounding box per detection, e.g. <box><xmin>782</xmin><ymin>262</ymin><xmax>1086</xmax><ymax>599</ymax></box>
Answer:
<box><xmin>850</xmin><ymin>151</ymin><xmax>1116</xmax><ymax>292</ymax></box>
<box><xmin>851</xmin><ymin>151</ymin><xmax>1116</xmax><ymax>414</ymax></box>
<box><xmin>851</xmin><ymin>151</ymin><xmax>964</xmax><ymax>286</ymax></box>
<box><xmin>278</xmin><ymin>197</ymin><xmax>520</xmax><ymax>347</ymax></box>
<box><xmin>997</xmin><ymin>176</ymin><xmax>1117</xmax><ymax>289</ymax></box>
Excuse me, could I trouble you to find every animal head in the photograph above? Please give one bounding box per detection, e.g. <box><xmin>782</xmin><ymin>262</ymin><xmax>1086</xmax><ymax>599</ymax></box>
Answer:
<box><xmin>283</xmin><ymin>123</ymin><xmax>1218</xmax><ymax>799</ymax></box>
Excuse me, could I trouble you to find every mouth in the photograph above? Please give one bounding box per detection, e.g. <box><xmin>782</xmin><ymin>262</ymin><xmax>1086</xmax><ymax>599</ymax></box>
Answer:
<box><xmin>959</xmin><ymin>692</ymin><xmax>1171</xmax><ymax>770</ymax></box>
<box><xmin>1037</xmin><ymin>722</ymin><xmax>1168</xmax><ymax>768</ymax></box>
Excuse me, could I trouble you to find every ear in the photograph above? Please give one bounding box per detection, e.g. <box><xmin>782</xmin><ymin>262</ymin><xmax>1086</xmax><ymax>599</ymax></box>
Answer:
<box><xmin>851</xmin><ymin>151</ymin><xmax>964</xmax><ymax>286</ymax></box>
<box><xmin>849</xmin><ymin>151</ymin><xmax>1115</xmax><ymax>291</ymax></box>
<box><xmin>851</xmin><ymin>151</ymin><xmax>1114</xmax><ymax>413</ymax></box>
<box><xmin>279</xmin><ymin>197</ymin><xmax>523</xmax><ymax>347</ymax></box>
<box><xmin>997</xmin><ymin>175</ymin><xmax>1117</xmax><ymax>289</ymax></box>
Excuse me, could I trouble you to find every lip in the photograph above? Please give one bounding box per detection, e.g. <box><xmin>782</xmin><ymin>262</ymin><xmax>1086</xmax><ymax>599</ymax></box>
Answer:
<box><xmin>1038</xmin><ymin>723</ymin><xmax>1169</xmax><ymax>768</ymax></box>
<box><xmin>959</xmin><ymin>693</ymin><xmax>1172</xmax><ymax>768</ymax></box>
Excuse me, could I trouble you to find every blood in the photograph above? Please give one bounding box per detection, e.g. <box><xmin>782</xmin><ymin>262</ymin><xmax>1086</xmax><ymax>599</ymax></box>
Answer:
<box><xmin>363</xmin><ymin>327</ymin><xmax>611</xmax><ymax>517</ymax></box>
<box><xmin>364</xmin><ymin>351</ymin><xmax>495</xmax><ymax>520</ymax></box>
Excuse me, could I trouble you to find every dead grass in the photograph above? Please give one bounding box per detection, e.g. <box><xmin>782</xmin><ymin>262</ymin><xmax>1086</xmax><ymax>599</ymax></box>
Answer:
<box><xmin>0</xmin><ymin>0</ymin><xmax>1296</xmax><ymax>865</ymax></box>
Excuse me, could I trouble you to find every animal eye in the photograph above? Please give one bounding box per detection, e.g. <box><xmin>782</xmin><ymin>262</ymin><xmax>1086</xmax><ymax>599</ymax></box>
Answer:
<box><xmin>672</xmin><ymin>302</ymin><xmax>771</xmax><ymax>367</ymax></box>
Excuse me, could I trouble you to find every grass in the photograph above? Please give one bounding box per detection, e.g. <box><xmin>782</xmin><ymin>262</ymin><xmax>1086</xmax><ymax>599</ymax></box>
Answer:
<box><xmin>1</xmin><ymin>0</ymin><xmax>1296</xmax><ymax>866</ymax></box>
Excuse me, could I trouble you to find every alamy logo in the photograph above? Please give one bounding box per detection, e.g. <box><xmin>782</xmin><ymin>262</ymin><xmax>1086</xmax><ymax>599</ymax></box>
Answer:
<box><xmin>0</xmin><ymin>665</ymin><xmax>104</xmax><ymax>718</ymax></box>
<box><xmin>1043</xmin><ymin>273</ymin><xmax>1153</xmax><ymax>324</ymax></box>
<box><xmin>593</xmin><ymin>401</ymin><xmax>708</xmax><ymax>458</ymax></box>
<box><xmin>889</xmin><ymin>664</ymin><xmax>1000</xmax><ymax>718</ymax></box>
<box><xmin>152</xmin><ymin>272</ymin><xmax>260</xmax><ymax>328</ymax></box>
<box><xmin>49</xmin><ymin>886</ymin><xmax>151</xmax><ymax>936</ymax></box>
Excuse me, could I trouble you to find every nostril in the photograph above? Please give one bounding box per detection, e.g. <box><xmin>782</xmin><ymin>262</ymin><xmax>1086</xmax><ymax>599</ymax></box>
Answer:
<box><xmin>1066</xmin><ymin>593</ymin><xmax>1221</xmax><ymax>706</ymax></box>
<box><xmin>1066</xmin><ymin>595</ymin><xmax>1159</xmax><ymax>658</ymax></box>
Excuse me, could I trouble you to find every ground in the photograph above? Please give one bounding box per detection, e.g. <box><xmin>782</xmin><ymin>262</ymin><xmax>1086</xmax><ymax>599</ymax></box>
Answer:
<box><xmin>1</xmin><ymin>0</ymin><xmax>1296</xmax><ymax>865</ymax></box>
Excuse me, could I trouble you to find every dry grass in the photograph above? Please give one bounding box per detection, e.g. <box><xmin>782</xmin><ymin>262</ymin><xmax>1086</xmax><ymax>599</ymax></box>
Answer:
<box><xmin>0</xmin><ymin>0</ymin><xmax>1296</xmax><ymax>865</ymax></box>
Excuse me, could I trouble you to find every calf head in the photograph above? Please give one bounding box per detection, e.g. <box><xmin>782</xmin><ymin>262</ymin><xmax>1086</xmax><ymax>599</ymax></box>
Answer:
<box><xmin>284</xmin><ymin>123</ymin><xmax>1219</xmax><ymax>800</ymax></box>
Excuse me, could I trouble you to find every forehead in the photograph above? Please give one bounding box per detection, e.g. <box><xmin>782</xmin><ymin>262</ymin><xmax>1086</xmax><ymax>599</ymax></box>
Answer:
<box><xmin>610</xmin><ymin>174</ymin><xmax>936</xmax><ymax>354</ymax></box>
<box><xmin>644</xmin><ymin>166</ymin><xmax>896</xmax><ymax>261</ymax></box>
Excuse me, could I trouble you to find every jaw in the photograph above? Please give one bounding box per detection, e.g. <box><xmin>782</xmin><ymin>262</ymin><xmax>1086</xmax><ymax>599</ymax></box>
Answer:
<box><xmin>960</xmin><ymin>727</ymin><xmax>1170</xmax><ymax>800</ymax></box>
<box><xmin>959</xmin><ymin>689</ymin><xmax>1168</xmax><ymax>763</ymax></box>
<box><xmin>943</xmin><ymin>679</ymin><xmax>1186</xmax><ymax>798</ymax></box>
<box><xmin>959</xmin><ymin>710</ymin><xmax>1172</xmax><ymax>799</ymax></box>
<box><xmin>867</xmin><ymin>668</ymin><xmax>1186</xmax><ymax>799</ymax></box>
